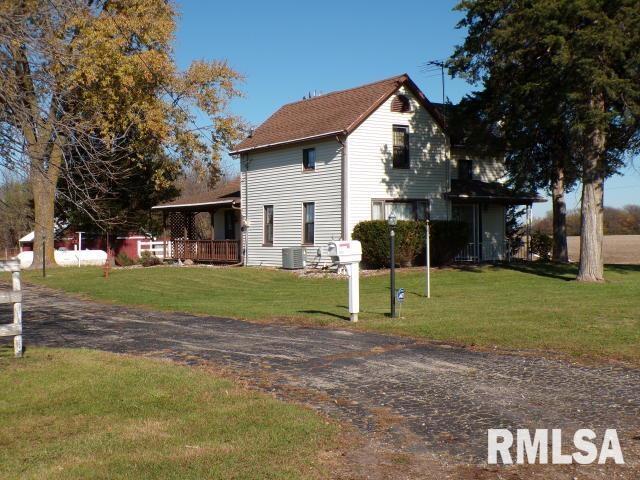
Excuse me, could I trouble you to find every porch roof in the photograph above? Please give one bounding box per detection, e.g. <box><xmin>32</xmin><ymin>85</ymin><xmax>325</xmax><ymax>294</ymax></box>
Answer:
<box><xmin>151</xmin><ymin>178</ymin><xmax>240</xmax><ymax>212</ymax></box>
<box><xmin>445</xmin><ymin>179</ymin><xmax>545</xmax><ymax>205</ymax></box>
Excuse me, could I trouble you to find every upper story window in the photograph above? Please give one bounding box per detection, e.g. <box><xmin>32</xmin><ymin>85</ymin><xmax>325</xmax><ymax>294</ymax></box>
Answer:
<box><xmin>458</xmin><ymin>159</ymin><xmax>473</xmax><ymax>180</ymax></box>
<box><xmin>263</xmin><ymin>205</ymin><xmax>273</xmax><ymax>245</ymax></box>
<box><xmin>303</xmin><ymin>202</ymin><xmax>315</xmax><ymax>244</ymax></box>
<box><xmin>392</xmin><ymin>125</ymin><xmax>410</xmax><ymax>169</ymax></box>
<box><xmin>303</xmin><ymin>148</ymin><xmax>316</xmax><ymax>170</ymax></box>
<box><xmin>391</xmin><ymin>94</ymin><xmax>411</xmax><ymax>113</ymax></box>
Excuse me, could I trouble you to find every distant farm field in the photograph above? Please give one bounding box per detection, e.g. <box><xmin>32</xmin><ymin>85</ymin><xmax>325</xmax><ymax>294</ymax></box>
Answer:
<box><xmin>568</xmin><ymin>235</ymin><xmax>640</xmax><ymax>264</ymax></box>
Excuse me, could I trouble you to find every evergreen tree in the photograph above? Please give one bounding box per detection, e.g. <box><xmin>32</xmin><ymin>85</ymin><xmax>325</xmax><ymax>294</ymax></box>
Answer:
<box><xmin>449</xmin><ymin>0</ymin><xmax>640</xmax><ymax>281</ymax></box>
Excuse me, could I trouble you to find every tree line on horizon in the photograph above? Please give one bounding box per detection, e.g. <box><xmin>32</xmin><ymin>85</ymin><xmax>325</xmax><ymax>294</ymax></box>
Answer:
<box><xmin>533</xmin><ymin>205</ymin><xmax>640</xmax><ymax>236</ymax></box>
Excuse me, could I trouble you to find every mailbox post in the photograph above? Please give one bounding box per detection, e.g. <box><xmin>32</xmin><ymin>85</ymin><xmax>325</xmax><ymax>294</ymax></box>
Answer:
<box><xmin>327</xmin><ymin>240</ymin><xmax>362</xmax><ymax>322</ymax></box>
<box><xmin>388</xmin><ymin>213</ymin><xmax>397</xmax><ymax>318</ymax></box>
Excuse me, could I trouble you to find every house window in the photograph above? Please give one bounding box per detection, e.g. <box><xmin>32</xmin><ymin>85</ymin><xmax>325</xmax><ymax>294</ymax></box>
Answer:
<box><xmin>372</xmin><ymin>200</ymin><xmax>430</xmax><ymax>221</ymax></box>
<box><xmin>263</xmin><ymin>205</ymin><xmax>273</xmax><ymax>245</ymax></box>
<box><xmin>303</xmin><ymin>148</ymin><xmax>316</xmax><ymax>170</ymax></box>
<box><xmin>392</xmin><ymin>125</ymin><xmax>410</xmax><ymax>169</ymax></box>
<box><xmin>303</xmin><ymin>202</ymin><xmax>315</xmax><ymax>244</ymax></box>
<box><xmin>391</xmin><ymin>94</ymin><xmax>411</xmax><ymax>113</ymax></box>
<box><xmin>224</xmin><ymin>210</ymin><xmax>235</xmax><ymax>240</ymax></box>
<box><xmin>458</xmin><ymin>159</ymin><xmax>473</xmax><ymax>180</ymax></box>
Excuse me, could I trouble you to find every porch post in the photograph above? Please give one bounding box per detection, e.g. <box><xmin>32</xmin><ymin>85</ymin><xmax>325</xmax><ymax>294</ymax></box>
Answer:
<box><xmin>238</xmin><ymin>210</ymin><xmax>244</xmax><ymax>264</ymax></box>
<box><xmin>162</xmin><ymin>211</ymin><xmax>167</xmax><ymax>259</ymax></box>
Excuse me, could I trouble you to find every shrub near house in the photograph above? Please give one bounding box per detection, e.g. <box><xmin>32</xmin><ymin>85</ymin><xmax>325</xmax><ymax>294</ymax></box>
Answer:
<box><xmin>352</xmin><ymin>220</ymin><xmax>469</xmax><ymax>268</ymax></box>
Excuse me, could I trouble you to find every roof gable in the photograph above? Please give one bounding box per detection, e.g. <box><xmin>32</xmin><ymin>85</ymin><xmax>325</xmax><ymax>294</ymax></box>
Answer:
<box><xmin>231</xmin><ymin>74</ymin><xmax>445</xmax><ymax>154</ymax></box>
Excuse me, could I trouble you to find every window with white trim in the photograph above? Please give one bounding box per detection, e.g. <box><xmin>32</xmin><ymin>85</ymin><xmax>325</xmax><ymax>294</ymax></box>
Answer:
<box><xmin>372</xmin><ymin>200</ymin><xmax>429</xmax><ymax>221</ymax></box>
<box><xmin>303</xmin><ymin>148</ymin><xmax>316</xmax><ymax>170</ymax></box>
<box><xmin>263</xmin><ymin>205</ymin><xmax>273</xmax><ymax>245</ymax></box>
<box><xmin>392</xmin><ymin>125</ymin><xmax>410</xmax><ymax>169</ymax></box>
<box><xmin>303</xmin><ymin>202</ymin><xmax>315</xmax><ymax>244</ymax></box>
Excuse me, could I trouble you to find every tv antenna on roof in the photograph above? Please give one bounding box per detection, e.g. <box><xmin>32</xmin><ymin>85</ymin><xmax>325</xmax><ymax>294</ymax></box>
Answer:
<box><xmin>423</xmin><ymin>59</ymin><xmax>447</xmax><ymax>126</ymax></box>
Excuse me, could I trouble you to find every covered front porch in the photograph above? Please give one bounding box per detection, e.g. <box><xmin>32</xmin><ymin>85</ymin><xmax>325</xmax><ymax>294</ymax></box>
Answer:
<box><xmin>151</xmin><ymin>179</ymin><xmax>242</xmax><ymax>264</ymax></box>
<box><xmin>446</xmin><ymin>179</ymin><xmax>545</xmax><ymax>262</ymax></box>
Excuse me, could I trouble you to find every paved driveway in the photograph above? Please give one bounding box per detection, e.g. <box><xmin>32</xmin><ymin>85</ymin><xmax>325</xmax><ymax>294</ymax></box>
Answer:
<box><xmin>12</xmin><ymin>285</ymin><xmax>640</xmax><ymax>470</ymax></box>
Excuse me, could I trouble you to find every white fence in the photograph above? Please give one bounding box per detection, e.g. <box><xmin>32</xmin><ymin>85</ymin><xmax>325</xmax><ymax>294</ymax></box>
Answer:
<box><xmin>0</xmin><ymin>260</ymin><xmax>22</xmax><ymax>357</ymax></box>
<box><xmin>137</xmin><ymin>240</ymin><xmax>171</xmax><ymax>259</ymax></box>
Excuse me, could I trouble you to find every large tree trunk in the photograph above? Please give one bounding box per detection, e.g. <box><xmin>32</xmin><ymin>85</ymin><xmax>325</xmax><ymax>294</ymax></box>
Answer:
<box><xmin>551</xmin><ymin>163</ymin><xmax>568</xmax><ymax>262</ymax></box>
<box><xmin>577</xmin><ymin>100</ymin><xmax>606</xmax><ymax>282</ymax></box>
<box><xmin>31</xmin><ymin>173</ymin><xmax>56</xmax><ymax>269</ymax></box>
<box><xmin>29</xmin><ymin>142</ymin><xmax>62</xmax><ymax>270</ymax></box>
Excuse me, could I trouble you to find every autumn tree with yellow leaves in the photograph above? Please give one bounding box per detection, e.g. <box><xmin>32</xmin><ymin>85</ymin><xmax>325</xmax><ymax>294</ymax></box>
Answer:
<box><xmin>0</xmin><ymin>0</ymin><xmax>244</xmax><ymax>267</ymax></box>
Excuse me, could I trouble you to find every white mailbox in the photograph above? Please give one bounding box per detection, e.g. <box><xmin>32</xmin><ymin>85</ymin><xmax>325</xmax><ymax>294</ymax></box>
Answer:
<box><xmin>327</xmin><ymin>240</ymin><xmax>362</xmax><ymax>322</ymax></box>
<box><xmin>327</xmin><ymin>240</ymin><xmax>362</xmax><ymax>264</ymax></box>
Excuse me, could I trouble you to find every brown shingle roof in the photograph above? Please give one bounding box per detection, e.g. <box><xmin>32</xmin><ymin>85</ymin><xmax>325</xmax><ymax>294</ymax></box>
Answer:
<box><xmin>152</xmin><ymin>177</ymin><xmax>240</xmax><ymax>210</ymax></box>
<box><xmin>231</xmin><ymin>74</ymin><xmax>445</xmax><ymax>154</ymax></box>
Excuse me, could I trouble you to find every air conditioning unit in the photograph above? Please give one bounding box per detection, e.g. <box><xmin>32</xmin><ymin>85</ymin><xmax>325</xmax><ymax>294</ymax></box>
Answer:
<box><xmin>282</xmin><ymin>247</ymin><xmax>306</xmax><ymax>269</ymax></box>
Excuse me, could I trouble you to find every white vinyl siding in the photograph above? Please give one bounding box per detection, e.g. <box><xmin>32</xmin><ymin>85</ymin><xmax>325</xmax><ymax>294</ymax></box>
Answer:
<box><xmin>346</xmin><ymin>85</ymin><xmax>450</xmax><ymax>235</ymax></box>
<box><xmin>451</xmin><ymin>149</ymin><xmax>505</xmax><ymax>183</ymax></box>
<box><xmin>241</xmin><ymin>139</ymin><xmax>342</xmax><ymax>267</ymax></box>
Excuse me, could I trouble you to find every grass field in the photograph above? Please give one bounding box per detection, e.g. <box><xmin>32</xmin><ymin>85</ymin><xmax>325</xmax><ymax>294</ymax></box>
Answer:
<box><xmin>0</xmin><ymin>348</ymin><xmax>336</xmax><ymax>480</ymax></box>
<box><xmin>21</xmin><ymin>262</ymin><xmax>640</xmax><ymax>364</ymax></box>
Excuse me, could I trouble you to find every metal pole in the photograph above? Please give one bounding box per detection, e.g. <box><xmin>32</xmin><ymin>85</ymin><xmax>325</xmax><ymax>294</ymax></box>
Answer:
<box><xmin>42</xmin><ymin>236</ymin><xmax>46</xmax><ymax>278</ymax></box>
<box><xmin>425</xmin><ymin>220</ymin><xmax>431</xmax><ymax>298</ymax></box>
<box><xmin>390</xmin><ymin>229</ymin><xmax>396</xmax><ymax>318</ymax></box>
<box><xmin>527</xmin><ymin>205</ymin><xmax>532</xmax><ymax>261</ymax></box>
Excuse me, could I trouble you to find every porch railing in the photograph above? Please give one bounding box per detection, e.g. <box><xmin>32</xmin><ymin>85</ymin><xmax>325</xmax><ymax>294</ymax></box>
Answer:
<box><xmin>171</xmin><ymin>240</ymin><xmax>239</xmax><ymax>263</ymax></box>
<box><xmin>455</xmin><ymin>240</ymin><xmax>532</xmax><ymax>263</ymax></box>
<box><xmin>455</xmin><ymin>242</ymin><xmax>480</xmax><ymax>262</ymax></box>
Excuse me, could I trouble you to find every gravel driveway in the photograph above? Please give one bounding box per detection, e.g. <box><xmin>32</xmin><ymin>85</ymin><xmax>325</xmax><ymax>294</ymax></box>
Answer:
<box><xmin>9</xmin><ymin>284</ymin><xmax>640</xmax><ymax>478</ymax></box>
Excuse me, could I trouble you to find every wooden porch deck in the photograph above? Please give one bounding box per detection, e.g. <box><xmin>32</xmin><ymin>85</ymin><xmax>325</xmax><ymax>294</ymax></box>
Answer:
<box><xmin>168</xmin><ymin>240</ymin><xmax>240</xmax><ymax>263</ymax></box>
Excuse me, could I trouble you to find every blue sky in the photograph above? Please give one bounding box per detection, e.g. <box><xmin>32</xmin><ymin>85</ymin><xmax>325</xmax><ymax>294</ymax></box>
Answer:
<box><xmin>174</xmin><ymin>0</ymin><xmax>639</xmax><ymax>218</ymax></box>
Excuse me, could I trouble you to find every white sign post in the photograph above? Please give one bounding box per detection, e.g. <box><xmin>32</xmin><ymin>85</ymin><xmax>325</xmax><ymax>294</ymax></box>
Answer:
<box><xmin>425</xmin><ymin>220</ymin><xmax>431</xmax><ymax>298</ymax></box>
<box><xmin>327</xmin><ymin>240</ymin><xmax>362</xmax><ymax>322</ymax></box>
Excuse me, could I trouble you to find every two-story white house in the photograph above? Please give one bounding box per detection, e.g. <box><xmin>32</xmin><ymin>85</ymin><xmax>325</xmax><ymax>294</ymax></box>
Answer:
<box><xmin>231</xmin><ymin>74</ymin><xmax>541</xmax><ymax>268</ymax></box>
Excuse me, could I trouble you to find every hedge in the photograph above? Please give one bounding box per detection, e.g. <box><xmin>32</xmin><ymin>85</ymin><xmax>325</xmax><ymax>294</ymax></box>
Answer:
<box><xmin>352</xmin><ymin>220</ymin><xmax>470</xmax><ymax>268</ymax></box>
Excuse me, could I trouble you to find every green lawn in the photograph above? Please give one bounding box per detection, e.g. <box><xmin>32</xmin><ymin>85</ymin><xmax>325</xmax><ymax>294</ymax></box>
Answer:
<box><xmin>0</xmin><ymin>348</ymin><xmax>337</xmax><ymax>480</ymax></box>
<box><xmin>22</xmin><ymin>263</ymin><xmax>640</xmax><ymax>364</ymax></box>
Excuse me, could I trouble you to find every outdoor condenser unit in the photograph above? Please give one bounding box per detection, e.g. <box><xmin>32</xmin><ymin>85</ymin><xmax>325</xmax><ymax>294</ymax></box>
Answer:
<box><xmin>282</xmin><ymin>247</ymin><xmax>306</xmax><ymax>270</ymax></box>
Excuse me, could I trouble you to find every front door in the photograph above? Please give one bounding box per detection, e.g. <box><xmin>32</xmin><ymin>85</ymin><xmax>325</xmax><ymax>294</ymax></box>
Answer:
<box><xmin>452</xmin><ymin>204</ymin><xmax>480</xmax><ymax>261</ymax></box>
<box><xmin>224</xmin><ymin>210</ymin><xmax>236</xmax><ymax>240</ymax></box>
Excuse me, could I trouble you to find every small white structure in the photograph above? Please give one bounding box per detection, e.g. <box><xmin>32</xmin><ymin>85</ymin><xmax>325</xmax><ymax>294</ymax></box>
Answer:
<box><xmin>327</xmin><ymin>240</ymin><xmax>362</xmax><ymax>322</ymax></box>
<box><xmin>16</xmin><ymin>250</ymin><xmax>107</xmax><ymax>269</ymax></box>
<box><xmin>18</xmin><ymin>231</ymin><xmax>34</xmax><ymax>252</ymax></box>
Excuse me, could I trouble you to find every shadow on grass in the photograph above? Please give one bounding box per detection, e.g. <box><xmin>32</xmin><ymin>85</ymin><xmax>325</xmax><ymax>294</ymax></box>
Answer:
<box><xmin>297</xmin><ymin>310</ymin><xmax>350</xmax><ymax>321</ymax></box>
<box><xmin>0</xmin><ymin>344</ymin><xmax>23</xmax><ymax>359</ymax></box>
<box><xmin>605</xmin><ymin>264</ymin><xmax>640</xmax><ymax>274</ymax></box>
<box><xmin>497</xmin><ymin>261</ymin><xmax>577</xmax><ymax>281</ymax></box>
<box><xmin>449</xmin><ymin>264</ymin><xmax>485</xmax><ymax>273</ymax></box>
